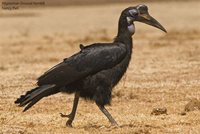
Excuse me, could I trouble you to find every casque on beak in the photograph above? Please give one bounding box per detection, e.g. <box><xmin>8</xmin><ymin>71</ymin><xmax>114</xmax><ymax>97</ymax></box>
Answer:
<box><xmin>136</xmin><ymin>12</ymin><xmax>167</xmax><ymax>33</ymax></box>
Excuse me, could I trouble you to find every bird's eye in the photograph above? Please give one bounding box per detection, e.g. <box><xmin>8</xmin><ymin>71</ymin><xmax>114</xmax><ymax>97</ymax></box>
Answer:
<box><xmin>129</xmin><ymin>9</ymin><xmax>138</xmax><ymax>16</ymax></box>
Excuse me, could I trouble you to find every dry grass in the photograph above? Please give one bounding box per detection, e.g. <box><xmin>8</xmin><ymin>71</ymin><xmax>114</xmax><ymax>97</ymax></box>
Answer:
<box><xmin>1</xmin><ymin>1</ymin><xmax>200</xmax><ymax>134</ymax></box>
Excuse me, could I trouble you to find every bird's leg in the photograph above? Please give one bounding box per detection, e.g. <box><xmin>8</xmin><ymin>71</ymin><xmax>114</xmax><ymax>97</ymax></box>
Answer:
<box><xmin>97</xmin><ymin>105</ymin><xmax>118</xmax><ymax>126</ymax></box>
<box><xmin>60</xmin><ymin>92</ymin><xmax>80</xmax><ymax>127</ymax></box>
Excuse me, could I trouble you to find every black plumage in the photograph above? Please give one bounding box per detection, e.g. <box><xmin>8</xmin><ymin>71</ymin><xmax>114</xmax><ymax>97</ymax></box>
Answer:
<box><xmin>15</xmin><ymin>4</ymin><xmax>166</xmax><ymax>126</ymax></box>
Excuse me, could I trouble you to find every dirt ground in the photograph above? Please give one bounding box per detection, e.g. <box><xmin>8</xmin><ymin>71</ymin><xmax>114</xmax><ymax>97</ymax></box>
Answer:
<box><xmin>1</xmin><ymin>1</ymin><xmax>200</xmax><ymax>134</ymax></box>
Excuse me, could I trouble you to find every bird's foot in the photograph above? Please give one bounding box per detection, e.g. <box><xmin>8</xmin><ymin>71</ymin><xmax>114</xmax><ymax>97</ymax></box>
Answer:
<box><xmin>60</xmin><ymin>113</ymin><xmax>74</xmax><ymax>127</ymax></box>
<box><xmin>110</xmin><ymin>121</ymin><xmax>119</xmax><ymax>128</ymax></box>
<box><xmin>66</xmin><ymin>119</ymin><xmax>73</xmax><ymax>127</ymax></box>
<box><xmin>60</xmin><ymin>113</ymin><xmax>72</xmax><ymax>118</ymax></box>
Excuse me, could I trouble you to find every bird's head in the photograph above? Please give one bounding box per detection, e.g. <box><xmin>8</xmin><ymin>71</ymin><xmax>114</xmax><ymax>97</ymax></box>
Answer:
<box><xmin>124</xmin><ymin>4</ymin><xmax>167</xmax><ymax>33</ymax></box>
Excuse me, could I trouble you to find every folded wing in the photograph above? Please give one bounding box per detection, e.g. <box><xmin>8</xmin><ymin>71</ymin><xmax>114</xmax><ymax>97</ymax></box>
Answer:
<box><xmin>37</xmin><ymin>43</ymin><xmax>127</xmax><ymax>87</ymax></box>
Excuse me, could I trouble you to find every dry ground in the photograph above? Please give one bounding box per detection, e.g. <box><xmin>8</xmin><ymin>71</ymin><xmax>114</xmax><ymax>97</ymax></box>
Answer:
<box><xmin>1</xmin><ymin>1</ymin><xmax>200</xmax><ymax>134</ymax></box>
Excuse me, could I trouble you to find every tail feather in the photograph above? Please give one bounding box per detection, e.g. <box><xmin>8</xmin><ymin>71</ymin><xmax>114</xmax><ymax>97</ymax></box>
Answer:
<box><xmin>19</xmin><ymin>85</ymin><xmax>55</xmax><ymax>107</ymax></box>
<box><xmin>15</xmin><ymin>87</ymin><xmax>38</xmax><ymax>104</ymax></box>
<box><xmin>23</xmin><ymin>95</ymin><xmax>43</xmax><ymax>112</ymax></box>
<box><xmin>15</xmin><ymin>84</ymin><xmax>59</xmax><ymax>111</ymax></box>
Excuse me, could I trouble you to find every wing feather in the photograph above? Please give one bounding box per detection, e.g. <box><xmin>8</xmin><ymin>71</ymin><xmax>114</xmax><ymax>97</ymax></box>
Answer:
<box><xmin>37</xmin><ymin>43</ymin><xmax>127</xmax><ymax>86</ymax></box>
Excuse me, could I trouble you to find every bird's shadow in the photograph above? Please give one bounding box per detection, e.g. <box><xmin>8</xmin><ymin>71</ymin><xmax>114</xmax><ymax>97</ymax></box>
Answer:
<box><xmin>76</xmin><ymin>124</ymin><xmax>120</xmax><ymax>130</ymax></box>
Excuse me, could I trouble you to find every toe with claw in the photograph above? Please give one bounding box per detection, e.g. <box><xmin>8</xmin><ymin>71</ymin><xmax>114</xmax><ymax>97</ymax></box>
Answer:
<box><xmin>60</xmin><ymin>113</ymin><xmax>71</xmax><ymax>118</ymax></box>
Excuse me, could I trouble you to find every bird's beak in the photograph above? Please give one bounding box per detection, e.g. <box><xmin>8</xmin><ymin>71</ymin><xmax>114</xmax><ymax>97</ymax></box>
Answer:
<box><xmin>137</xmin><ymin>13</ymin><xmax>167</xmax><ymax>33</ymax></box>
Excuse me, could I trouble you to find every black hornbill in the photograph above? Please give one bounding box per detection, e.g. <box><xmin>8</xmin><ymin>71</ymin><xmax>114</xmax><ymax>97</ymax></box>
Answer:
<box><xmin>15</xmin><ymin>4</ymin><xmax>166</xmax><ymax>126</ymax></box>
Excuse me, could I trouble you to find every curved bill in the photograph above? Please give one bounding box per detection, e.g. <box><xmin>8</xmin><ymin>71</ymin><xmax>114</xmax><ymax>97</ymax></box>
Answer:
<box><xmin>136</xmin><ymin>13</ymin><xmax>167</xmax><ymax>33</ymax></box>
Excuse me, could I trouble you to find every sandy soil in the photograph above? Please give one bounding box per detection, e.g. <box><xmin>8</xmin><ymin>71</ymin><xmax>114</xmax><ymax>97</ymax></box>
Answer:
<box><xmin>0</xmin><ymin>1</ymin><xmax>200</xmax><ymax>134</ymax></box>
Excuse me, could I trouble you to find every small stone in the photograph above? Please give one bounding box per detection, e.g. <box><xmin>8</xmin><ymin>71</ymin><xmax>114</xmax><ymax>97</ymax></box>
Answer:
<box><xmin>151</xmin><ymin>107</ymin><xmax>167</xmax><ymax>115</ymax></box>
<box><xmin>180</xmin><ymin>112</ymin><xmax>187</xmax><ymax>116</ymax></box>
<box><xmin>185</xmin><ymin>99</ymin><xmax>200</xmax><ymax>112</ymax></box>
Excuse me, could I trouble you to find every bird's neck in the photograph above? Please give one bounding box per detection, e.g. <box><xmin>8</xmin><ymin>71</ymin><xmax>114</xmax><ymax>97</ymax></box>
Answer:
<box><xmin>114</xmin><ymin>15</ymin><xmax>134</xmax><ymax>51</ymax></box>
<box><xmin>109</xmin><ymin>15</ymin><xmax>135</xmax><ymax>87</ymax></box>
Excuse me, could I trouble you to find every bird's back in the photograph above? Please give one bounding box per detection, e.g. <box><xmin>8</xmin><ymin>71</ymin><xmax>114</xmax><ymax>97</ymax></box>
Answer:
<box><xmin>37</xmin><ymin>42</ymin><xmax>127</xmax><ymax>87</ymax></box>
